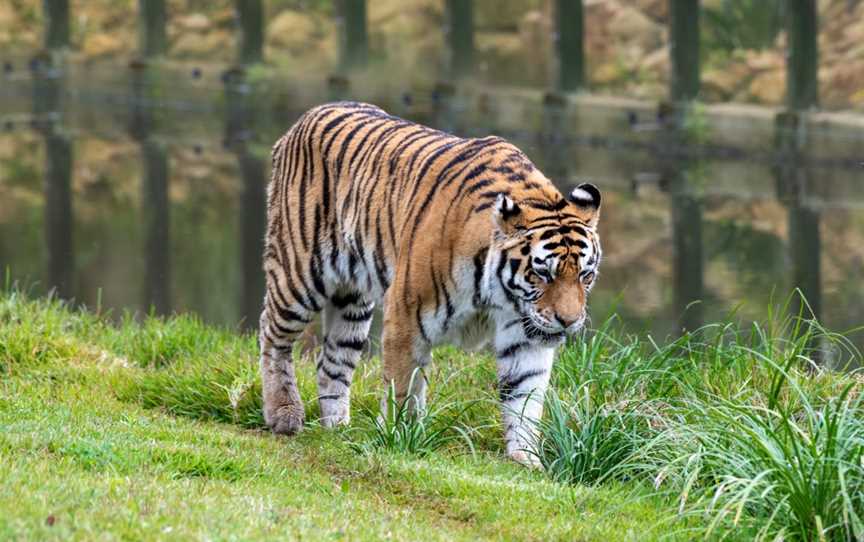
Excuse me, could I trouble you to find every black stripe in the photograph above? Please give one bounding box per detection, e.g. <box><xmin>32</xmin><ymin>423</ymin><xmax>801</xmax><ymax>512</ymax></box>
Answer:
<box><xmin>324</xmin><ymin>352</ymin><xmax>357</xmax><ymax>370</ymax></box>
<box><xmin>499</xmin><ymin>368</ymin><xmax>547</xmax><ymax>402</ymax></box>
<box><xmin>497</xmin><ymin>341</ymin><xmax>529</xmax><ymax>359</ymax></box>
<box><xmin>345</xmin><ymin>117</ymin><xmax>395</xmax><ymax>181</ymax></box>
<box><xmin>266</xmin><ymin>300</ymin><xmax>305</xmax><ymax>336</ymax></box>
<box><xmin>342</xmin><ymin>309</ymin><xmax>374</xmax><ymax>322</ymax></box>
<box><xmin>503</xmin><ymin>318</ymin><xmax>522</xmax><ymax>330</ymax></box>
<box><xmin>373</xmin><ymin>214</ymin><xmax>391</xmax><ymax>289</ymax></box>
<box><xmin>472</xmin><ymin>248</ymin><xmax>488</xmax><ymax>306</ymax></box>
<box><xmin>334</xmin><ymin>117</ymin><xmax>381</xmax><ymax>177</ymax></box>
<box><xmin>331</xmin><ymin>291</ymin><xmax>362</xmax><ymax>308</ymax></box>
<box><xmin>479</xmin><ymin>190</ymin><xmax>505</xmax><ymax>200</ymax></box>
<box><xmin>523</xmin><ymin>199</ymin><xmax>563</xmax><ymax>211</ymax></box>
<box><xmin>466</xmin><ymin>178</ymin><xmax>494</xmax><ymax>194</ymax></box>
<box><xmin>335</xmin><ymin>338</ymin><xmax>366</xmax><ymax>351</ymax></box>
<box><xmin>473</xmin><ymin>201</ymin><xmax>495</xmax><ymax>214</ymax></box>
<box><xmin>267</xmin><ymin>295</ymin><xmax>310</xmax><ymax>326</ymax></box>
<box><xmin>441</xmin><ymin>281</ymin><xmax>454</xmax><ymax>328</ymax></box>
<box><xmin>268</xmin><ymin>268</ymin><xmax>312</xmax><ymax>312</ymax></box>
<box><xmin>416</xmin><ymin>305</ymin><xmax>431</xmax><ymax>343</ymax></box>
<box><xmin>320</xmin><ymin>366</ymin><xmax>350</xmax><ymax>387</ymax></box>
<box><xmin>309</xmin><ymin>206</ymin><xmax>328</xmax><ymax>297</ymax></box>
<box><xmin>287</xmin><ymin>249</ymin><xmax>322</xmax><ymax>312</ymax></box>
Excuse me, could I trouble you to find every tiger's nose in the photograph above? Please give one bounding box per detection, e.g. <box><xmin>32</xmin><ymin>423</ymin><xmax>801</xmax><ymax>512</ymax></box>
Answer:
<box><xmin>555</xmin><ymin>314</ymin><xmax>583</xmax><ymax>331</ymax></box>
<box><xmin>555</xmin><ymin>315</ymin><xmax>576</xmax><ymax>329</ymax></box>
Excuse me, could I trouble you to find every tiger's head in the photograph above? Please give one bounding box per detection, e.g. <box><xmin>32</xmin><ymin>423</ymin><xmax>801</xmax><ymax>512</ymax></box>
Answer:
<box><xmin>489</xmin><ymin>183</ymin><xmax>602</xmax><ymax>341</ymax></box>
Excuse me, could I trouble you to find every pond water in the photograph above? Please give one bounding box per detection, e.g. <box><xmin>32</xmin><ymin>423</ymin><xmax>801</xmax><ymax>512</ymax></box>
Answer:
<box><xmin>1</xmin><ymin>58</ymin><xmax>863</xmax><ymax>357</ymax></box>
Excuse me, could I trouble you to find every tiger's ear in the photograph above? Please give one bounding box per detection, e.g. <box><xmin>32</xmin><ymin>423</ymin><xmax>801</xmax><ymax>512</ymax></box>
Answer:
<box><xmin>568</xmin><ymin>182</ymin><xmax>601</xmax><ymax>227</ymax></box>
<box><xmin>492</xmin><ymin>194</ymin><xmax>523</xmax><ymax>235</ymax></box>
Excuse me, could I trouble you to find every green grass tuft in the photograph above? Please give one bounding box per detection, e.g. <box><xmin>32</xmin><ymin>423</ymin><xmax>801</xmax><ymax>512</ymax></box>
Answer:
<box><xmin>532</xmin><ymin>386</ymin><xmax>653</xmax><ymax>486</ymax></box>
<box><xmin>114</xmin><ymin>352</ymin><xmax>266</xmax><ymax>428</ymax></box>
<box><xmin>648</xmin><ymin>370</ymin><xmax>864</xmax><ymax>541</ymax></box>
<box><xmin>348</xmin><ymin>376</ymin><xmax>480</xmax><ymax>457</ymax></box>
<box><xmin>102</xmin><ymin>312</ymin><xmax>250</xmax><ymax>369</ymax></box>
<box><xmin>0</xmin><ymin>291</ymin><xmax>96</xmax><ymax>374</ymax></box>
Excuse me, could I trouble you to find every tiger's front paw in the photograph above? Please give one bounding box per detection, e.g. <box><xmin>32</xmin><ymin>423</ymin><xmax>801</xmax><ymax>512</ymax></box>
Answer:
<box><xmin>266</xmin><ymin>405</ymin><xmax>305</xmax><ymax>436</ymax></box>
<box><xmin>319</xmin><ymin>402</ymin><xmax>350</xmax><ymax>428</ymax></box>
<box><xmin>507</xmin><ymin>447</ymin><xmax>542</xmax><ymax>469</ymax></box>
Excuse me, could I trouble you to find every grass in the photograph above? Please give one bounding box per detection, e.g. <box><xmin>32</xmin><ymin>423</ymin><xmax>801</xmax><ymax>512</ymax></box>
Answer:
<box><xmin>0</xmin><ymin>290</ymin><xmax>676</xmax><ymax>541</ymax></box>
<box><xmin>1</xmin><ymin>289</ymin><xmax>862</xmax><ymax>540</ymax></box>
<box><xmin>533</xmin><ymin>304</ymin><xmax>864</xmax><ymax>541</ymax></box>
<box><xmin>347</xmin><ymin>376</ymin><xmax>481</xmax><ymax>457</ymax></box>
<box><xmin>655</xmin><ymin>380</ymin><xmax>864</xmax><ymax>540</ymax></box>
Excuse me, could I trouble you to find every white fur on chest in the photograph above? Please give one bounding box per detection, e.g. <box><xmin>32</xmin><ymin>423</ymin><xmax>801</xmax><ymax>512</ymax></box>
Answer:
<box><xmin>445</xmin><ymin>310</ymin><xmax>494</xmax><ymax>351</ymax></box>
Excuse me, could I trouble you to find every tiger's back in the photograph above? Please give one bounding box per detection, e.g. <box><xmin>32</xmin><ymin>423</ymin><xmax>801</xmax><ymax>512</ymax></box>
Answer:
<box><xmin>265</xmin><ymin>101</ymin><xmax>536</xmax><ymax>305</ymax></box>
<box><xmin>260</xmin><ymin>102</ymin><xmax>603</xmax><ymax>465</ymax></box>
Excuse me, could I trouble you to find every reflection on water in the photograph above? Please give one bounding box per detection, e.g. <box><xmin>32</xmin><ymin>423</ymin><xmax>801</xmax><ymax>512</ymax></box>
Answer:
<box><xmin>33</xmin><ymin>56</ymin><xmax>74</xmax><ymax>301</ymax></box>
<box><xmin>224</xmin><ymin>69</ymin><xmax>267</xmax><ymax>330</ymax></box>
<box><xmin>130</xmin><ymin>64</ymin><xmax>171</xmax><ymax>316</ymax></box>
<box><xmin>1</xmin><ymin>60</ymin><xmax>863</xmax><ymax>357</ymax></box>
<box><xmin>775</xmin><ymin>112</ymin><xmax>822</xmax><ymax>324</ymax></box>
<box><xmin>669</xmin><ymin>168</ymin><xmax>704</xmax><ymax>333</ymax></box>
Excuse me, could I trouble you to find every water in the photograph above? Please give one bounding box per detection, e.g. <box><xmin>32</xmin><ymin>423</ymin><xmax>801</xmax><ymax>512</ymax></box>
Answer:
<box><xmin>2</xmin><ymin>57</ymin><xmax>863</xmax><ymax>355</ymax></box>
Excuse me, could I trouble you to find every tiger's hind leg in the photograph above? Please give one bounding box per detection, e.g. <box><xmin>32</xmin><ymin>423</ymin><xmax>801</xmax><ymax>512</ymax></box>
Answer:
<box><xmin>316</xmin><ymin>291</ymin><xmax>374</xmax><ymax>428</ymax></box>
<box><xmin>259</xmin><ymin>287</ymin><xmax>318</xmax><ymax>436</ymax></box>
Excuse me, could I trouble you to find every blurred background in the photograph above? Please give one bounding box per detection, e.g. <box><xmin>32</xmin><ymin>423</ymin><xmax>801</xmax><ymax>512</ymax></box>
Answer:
<box><xmin>1</xmin><ymin>1</ymin><xmax>863</xmax><ymax>358</ymax></box>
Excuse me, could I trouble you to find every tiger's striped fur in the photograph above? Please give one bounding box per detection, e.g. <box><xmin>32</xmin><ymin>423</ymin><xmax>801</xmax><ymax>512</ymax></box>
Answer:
<box><xmin>260</xmin><ymin>102</ymin><xmax>602</xmax><ymax>465</ymax></box>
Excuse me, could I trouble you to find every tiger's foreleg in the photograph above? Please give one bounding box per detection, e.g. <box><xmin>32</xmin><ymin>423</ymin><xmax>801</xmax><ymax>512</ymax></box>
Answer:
<box><xmin>380</xmin><ymin>295</ymin><xmax>431</xmax><ymax>418</ymax></box>
<box><xmin>316</xmin><ymin>291</ymin><xmax>374</xmax><ymax>428</ymax></box>
<box><xmin>494</xmin><ymin>324</ymin><xmax>555</xmax><ymax>468</ymax></box>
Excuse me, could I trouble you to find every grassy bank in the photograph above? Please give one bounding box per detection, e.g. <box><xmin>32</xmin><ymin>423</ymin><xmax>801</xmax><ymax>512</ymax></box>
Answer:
<box><xmin>1</xmin><ymin>290</ymin><xmax>862</xmax><ymax>540</ymax></box>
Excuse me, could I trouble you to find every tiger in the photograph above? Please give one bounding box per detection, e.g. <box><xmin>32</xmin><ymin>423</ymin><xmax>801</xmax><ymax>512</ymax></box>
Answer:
<box><xmin>259</xmin><ymin>101</ymin><xmax>601</xmax><ymax>466</ymax></box>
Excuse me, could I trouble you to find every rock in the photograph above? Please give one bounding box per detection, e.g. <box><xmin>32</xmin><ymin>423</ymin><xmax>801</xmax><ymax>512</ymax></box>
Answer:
<box><xmin>477</xmin><ymin>31</ymin><xmax>546</xmax><ymax>85</ymax></box>
<box><xmin>176</xmin><ymin>13</ymin><xmax>211</xmax><ymax>32</ymax></box>
<box><xmin>475</xmin><ymin>0</ymin><xmax>543</xmax><ymax>31</ymax></box>
<box><xmin>846</xmin><ymin>42</ymin><xmax>864</xmax><ymax>63</ymax></box>
<box><xmin>821</xmin><ymin>60</ymin><xmax>864</xmax><ymax>107</ymax></box>
<box><xmin>746</xmin><ymin>69</ymin><xmax>785</xmax><ymax>104</ymax></box>
<box><xmin>631</xmin><ymin>0</ymin><xmax>667</xmax><ymax>21</ymax></box>
<box><xmin>211</xmin><ymin>8</ymin><xmax>236</xmax><ymax>28</ymax></box>
<box><xmin>518</xmin><ymin>10</ymin><xmax>550</xmax><ymax>51</ymax></box>
<box><xmin>172</xmin><ymin>30</ymin><xmax>232</xmax><ymax>58</ymax></box>
<box><xmin>583</xmin><ymin>0</ymin><xmax>619</xmax><ymax>58</ymax></box>
<box><xmin>82</xmin><ymin>33</ymin><xmax>124</xmax><ymax>59</ymax></box>
<box><xmin>641</xmin><ymin>46</ymin><xmax>669</xmax><ymax>78</ymax></box>
<box><xmin>0</xmin><ymin>3</ymin><xmax>15</xmax><ymax>27</ymax></box>
<box><xmin>365</xmin><ymin>0</ymin><xmax>440</xmax><ymax>71</ymax></box>
<box><xmin>592</xmin><ymin>61</ymin><xmax>625</xmax><ymax>86</ymax></box>
<box><xmin>842</xmin><ymin>17</ymin><xmax>864</xmax><ymax>50</ymax></box>
<box><xmin>267</xmin><ymin>10</ymin><xmax>319</xmax><ymax>53</ymax></box>
<box><xmin>702</xmin><ymin>61</ymin><xmax>752</xmax><ymax>101</ymax></box>
<box><xmin>477</xmin><ymin>32</ymin><xmax>523</xmax><ymax>55</ymax></box>
<box><xmin>628</xmin><ymin>80</ymin><xmax>664</xmax><ymax>100</ymax></box>
<box><xmin>744</xmin><ymin>49</ymin><xmax>783</xmax><ymax>72</ymax></box>
<box><xmin>609</xmin><ymin>6</ymin><xmax>663</xmax><ymax>53</ymax></box>
<box><xmin>0</xmin><ymin>4</ymin><xmax>22</xmax><ymax>46</ymax></box>
<box><xmin>372</xmin><ymin>0</ymin><xmax>439</xmax><ymax>42</ymax></box>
